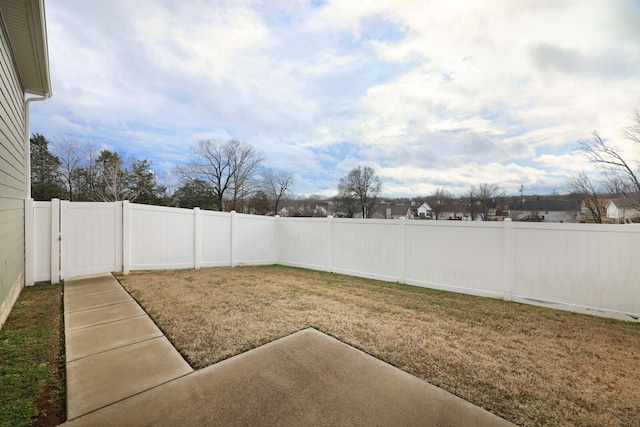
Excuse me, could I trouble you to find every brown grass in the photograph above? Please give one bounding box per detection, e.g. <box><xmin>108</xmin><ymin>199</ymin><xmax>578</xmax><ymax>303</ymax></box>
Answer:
<box><xmin>117</xmin><ymin>265</ymin><xmax>640</xmax><ymax>427</ymax></box>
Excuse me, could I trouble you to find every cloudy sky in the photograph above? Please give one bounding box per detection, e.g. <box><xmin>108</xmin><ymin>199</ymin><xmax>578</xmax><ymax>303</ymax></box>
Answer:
<box><xmin>31</xmin><ymin>0</ymin><xmax>640</xmax><ymax>198</ymax></box>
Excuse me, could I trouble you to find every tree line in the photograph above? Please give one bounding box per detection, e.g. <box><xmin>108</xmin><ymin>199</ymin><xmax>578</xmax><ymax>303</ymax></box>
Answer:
<box><xmin>30</xmin><ymin>135</ymin><xmax>295</xmax><ymax>213</ymax></box>
<box><xmin>30</xmin><ymin>134</ymin><xmax>166</xmax><ymax>204</ymax></box>
<box><xmin>26</xmin><ymin>134</ymin><xmax>531</xmax><ymax>220</ymax></box>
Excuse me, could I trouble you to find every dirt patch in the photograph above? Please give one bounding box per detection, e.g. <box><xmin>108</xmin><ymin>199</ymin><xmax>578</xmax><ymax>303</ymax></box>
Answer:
<box><xmin>119</xmin><ymin>266</ymin><xmax>640</xmax><ymax>427</ymax></box>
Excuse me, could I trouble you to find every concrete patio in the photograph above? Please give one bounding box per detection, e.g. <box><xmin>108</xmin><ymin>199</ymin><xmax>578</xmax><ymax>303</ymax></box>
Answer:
<box><xmin>61</xmin><ymin>273</ymin><xmax>514</xmax><ymax>426</ymax></box>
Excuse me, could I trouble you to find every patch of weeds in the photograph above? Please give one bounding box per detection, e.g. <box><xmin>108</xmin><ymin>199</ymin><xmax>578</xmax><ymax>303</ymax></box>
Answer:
<box><xmin>322</xmin><ymin>276</ymin><xmax>346</xmax><ymax>286</ymax></box>
<box><xmin>127</xmin><ymin>289</ymin><xmax>141</xmax><ymax>300</ymax></box>
<box><xmin>362</xmin><ymin>304</ymin><xmax>393</xmax><ymax>315</ymax></box>
<box><xmin>307</xmin><ymin>289</ymin><xmax>328</xmax><ymax>299</ymax></box>
<box><xmin>287</xmin><ymin>287</ymin><xmax>301</xmax><ymax>297</ymax></box>
<box><xmin>134</xmin><ymin>269</ymin><xmax>168</xmax><ymax>275</ymax></box>
<box><xmin>402</xmin><ymin>302</ymin><xmax>432</xmax><ymax>312</ymax></box>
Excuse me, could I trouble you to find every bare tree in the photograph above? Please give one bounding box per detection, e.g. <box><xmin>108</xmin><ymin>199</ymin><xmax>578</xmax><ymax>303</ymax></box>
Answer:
<box><xmin>176</xmin><ymin>140</ymin><xmax>231</xmax><ymax>211</ymax></box>
<box><xmin>50</xmin><ymin>136</ymin><xmax>92</xmax><ymax>201</ymax></box>
<box><xmin>565</xmin><ymin>172</ymin><xmax>604</xmax><ymax>223</ymax></box>
<box><xmin>426</xmin><ymin>187</ymin><xmax>453</xmax><ymax>220</ymax></box>
<box><xmin>578</xmin><ymin>109</ymin><xmax>640</xmax><ymax>210</ymax></box>
<box><xmin>465</xmin><ymin>190</ymin><xmax>479</xmax><ymax>221</ymax></box>
<box><xmin>176</xmin><ymin>139</ymin><xmax>264</xmax><ymax>211</ymax></box>
<box><xmin>227</xmin><ymin>140</ymin><xmax>265</xmax><ymax>211</ymax></box>
<box><xmin>469</xmin><ymin>183</ymin><xmax>502</xmax><ymax>221</ymax></box>
<box><xmin>337</xmin><ymin>166</ymin><xmax>382</xmax><ymax>218</ymax></box>
<box><xmin>262</xmin><ymin>169</ymin><xmax>295</xmax><ymax>214</ymax></box>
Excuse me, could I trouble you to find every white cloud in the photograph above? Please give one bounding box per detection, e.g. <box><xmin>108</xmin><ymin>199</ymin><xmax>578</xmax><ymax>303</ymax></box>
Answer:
<box><xmin>534</xmin><ymin>154</ymin><xmax>591</xmax><ymax>173</ymax></box>
<box><xmin>306</xmin><ymin>0</ymin><xmax>398</xmax><ymax>38</ymax></box>
<box><xmin>135</xmin><ymin>1</ymin><xmax>274</xmax><ymax>79</ymax></box>
<box><xmin>377</xmin><ymin>162</ymin><xmax>548</xmax><ymax>197</ymax></box>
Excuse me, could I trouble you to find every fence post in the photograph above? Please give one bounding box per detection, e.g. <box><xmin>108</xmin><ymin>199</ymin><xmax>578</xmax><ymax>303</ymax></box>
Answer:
<box><xmin>398</xmin><ymin>217</ymin><xmax>406</xmax><ymax>284</ymax></box>
<box><xmin>122</xmin><ymin>201</ymin><xmax>130</xmax><ymax>275</ymax></box>
<box><xmin>230</xmin><ymin>210</ymin><xmax>237</xmax><ymax>267</ymax></box>
<box><xmin>24</xmin><ymin>198</ymin><xmax>34</xmax><ymax>286</ymax></box>
<box><xmin>327</xmin><ymin>215</ymin><xmax>333</xmax><ymax>273</ymax></box>
<box><xmin>502</xmin><ymin>218</ymin><xmax>513</xmax><ymax>301</ymax></box>
<box><xmin>274</xmin><ymin>215</ymin><xmax>280</xmax><ymax>264</ymax></box>
<box><xmin>115</xmin><ymin>201</ymin><xmax>123</xmax><ymax>272</ymax></box>
<box><xmin>194</xmin><ymin>207</ymin><xmax>201</xmax><ymax>269</ymax></box>
<box><xmin>55</xmin><ymin>199</ymin><xmax>63</xmax><ymax>283</ymax></box>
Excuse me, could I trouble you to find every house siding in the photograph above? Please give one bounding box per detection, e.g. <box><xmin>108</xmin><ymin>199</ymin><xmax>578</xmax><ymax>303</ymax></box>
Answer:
<box><xmin>0</xmin><ymin>14</ymin><xmax>26</xmax><ymax>328</ymax></box>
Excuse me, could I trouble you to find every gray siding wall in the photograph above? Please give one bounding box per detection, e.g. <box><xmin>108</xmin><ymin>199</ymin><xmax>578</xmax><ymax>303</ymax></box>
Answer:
<box><xmin>0</xmin><ymin>15</ymin><xmax>26</xmax><ymax>319</ymax></box>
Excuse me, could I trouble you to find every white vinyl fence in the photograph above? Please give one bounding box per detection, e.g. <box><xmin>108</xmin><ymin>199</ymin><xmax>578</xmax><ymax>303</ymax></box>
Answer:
<box><xmin>26</xmin><ymin>200</ymin><xmax>640</xmax><ymax>322</ymax></box>
<box><xmin>26</xmin><ymin>200</ymin><xmax>276</xmax><ymax>284</ymax></box>
<box><xmin>277</xmin><ymin>217</ymin><xmax>640</xmax><ymax>321</ymax></box>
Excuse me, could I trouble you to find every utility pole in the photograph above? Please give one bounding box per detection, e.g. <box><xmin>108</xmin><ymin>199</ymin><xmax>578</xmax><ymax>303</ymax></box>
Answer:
<box><xmin>520</xmin><ymin>185</ymin><xmax>524</xmax><ymax>203</ymax></box>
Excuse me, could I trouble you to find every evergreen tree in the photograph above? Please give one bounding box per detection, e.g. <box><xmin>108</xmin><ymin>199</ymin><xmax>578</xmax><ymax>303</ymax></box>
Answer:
<box><xmin>89</xmin><ymin>150</ymin><xmax>131</xmax><ymax>201</ymax></box>
<box><xmin>249</xmin><ymin>190</ymin><xmax>270</xmax><ymax>215</ymax></box>
<box><xmin>129</xmin><ymin>159</ymin><xmax>165</xmax><ymax>204</ymax></box>
<box><xmin>30</xmin><ymin>133</ymin><xmax>65</xmax><ymax>200</ymax></box>
<box><xmin>172</xmin><ymin>179</ymin><xmax>218</xmax><ymax>210</ymax></box>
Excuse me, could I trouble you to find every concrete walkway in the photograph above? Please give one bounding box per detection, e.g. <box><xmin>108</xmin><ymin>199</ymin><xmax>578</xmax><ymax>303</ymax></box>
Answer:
<box><xmin>62</xmin><ymin>273</ymin><xmax>515</xmax><ymax>426</ymax></box>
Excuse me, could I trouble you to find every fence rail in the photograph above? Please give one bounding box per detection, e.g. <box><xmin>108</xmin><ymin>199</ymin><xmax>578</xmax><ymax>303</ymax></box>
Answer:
<box><xmin>26</xmin><ymin>199</ymin><xmax>640</xmax><ymax>322</ymax></box>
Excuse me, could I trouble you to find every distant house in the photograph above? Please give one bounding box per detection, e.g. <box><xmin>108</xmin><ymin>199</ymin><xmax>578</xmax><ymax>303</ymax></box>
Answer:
<box><xmin>438</xmin><ymin>203</ymin><xmax>470</xmax><ymax>220</ymax></box>
<box><xmin>606</xmin><ymin>199</ymin><xmax>640</xmax><ymax>223</ymax></box>
<box><xmin>580</xmin><ymin>198</ymin><xmax>612</xmax><ymax>222</ymax></box>
<box><xmin>384</xmin><ymin>205</ymin><xmax>412</xmax><ymax>219</ymax></box>
<box><xmin>508</xmin><ymin>200</ymin><xmax>580</xmax><ymax>223</ymax></box>
<box><xmin>313</xmin><ymin>204</ymin><xmax>327</xmax><ymax>216</ymax></box>
<box><xmin>0</xmin><ymin>0</ymin><xmax>52</xmax><ymax>327</ymax></box>
<box><xmin>416</xmin><ymin>202</ymin><xmax>433</xmax><ymax>219</ymax></box>
<box><xmin>278</xmin><ymin>207</ymin><xmax>290</xmax><ymax>217</ymax></box>
<box><xmin>296</xmin><ymin>204</ymin><xmax>310</xmax><ymax>216</ymax></box>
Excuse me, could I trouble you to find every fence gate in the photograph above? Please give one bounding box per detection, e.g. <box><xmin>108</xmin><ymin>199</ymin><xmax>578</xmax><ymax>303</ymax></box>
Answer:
<box><xmin>27</xmin><ymin>199</ymin><xmax>123</xmax><ymax>284</ymax></box>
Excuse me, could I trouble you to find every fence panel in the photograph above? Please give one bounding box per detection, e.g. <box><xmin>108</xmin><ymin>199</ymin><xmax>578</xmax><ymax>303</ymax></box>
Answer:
<box><xmin>330</xmin><ymin>218</ymin><xmax>401</xmax><ymax>282</ymax></box>
<box><xmin>512</xmin><ymin>223</ymin><xmax>640</xmax><ymax>319</ymax></box>
<box><xmin>32</xmin><ymin>201</ymin><xmax>51</xmax><ymax>282</ymax></box>
<box><xmin>403</xmin><ymin>221</ymin><xmax>505</xmax><ymax>298</ymax></box>
<box><xmin>128</xmin><ymin>204</ymin><xmax>195</xmax><ymax>270</ymax></box>
<box><xmin>199</xmin><ymin>210</ymin><xmax>232</xmax><ymax>267</ymax></box>
<box><xmin>277</xmin><ymin>217</ymin><xmax>331</xmax><ymax>271</ymax></box>
<box><xmin>233</xmin><ymin>213</ymin><xmax>276</xmax><ymax>265</ymax></box>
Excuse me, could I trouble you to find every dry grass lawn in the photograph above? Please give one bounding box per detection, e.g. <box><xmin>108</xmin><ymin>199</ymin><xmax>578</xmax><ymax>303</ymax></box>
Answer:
<box><xmin>117</xmin><ymin>265</ymin><xmax>640</xmax><ymax>427</ymax></box>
